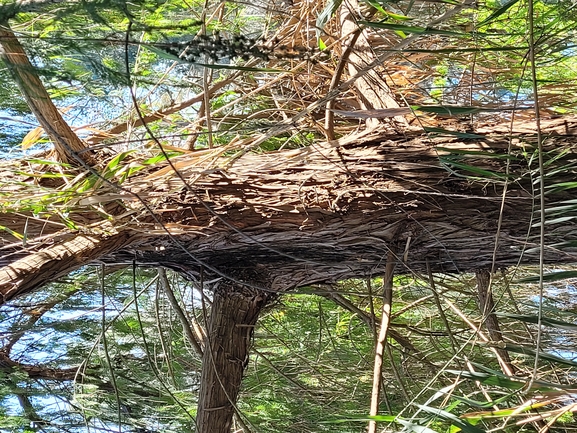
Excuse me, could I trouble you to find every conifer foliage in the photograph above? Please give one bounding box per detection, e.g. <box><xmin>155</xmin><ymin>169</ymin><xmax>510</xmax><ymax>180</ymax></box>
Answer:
<box><xmin>1</xmin><ymin>0</ymin><xmax>577</xmax><ymax>431</ymax></box>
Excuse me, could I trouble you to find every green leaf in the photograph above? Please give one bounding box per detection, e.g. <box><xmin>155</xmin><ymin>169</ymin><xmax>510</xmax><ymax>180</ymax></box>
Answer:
<box><xmin>105</xmin><ymin>149</ymin><xmax>136</xmax><ymax>173</ymax></box>
<box><xmin>516</xmin><ymin>270</ymin><xmax>577</xmax><ymax>283</ymax></box>
<box><xmin>550</xmin><ymin>240</ymin><xmax>577</xmax><ymax>250</ymax></box>
<box><xmin>545</xmin><ymin>181</ymin><xmax>577</xmax><ymax>191</ymax></box>
<box><xmin>504</xmin><ymin>344</ymin><xmax>577</xmax><ymax>368</ymax></box>
<box><xmin>477</xmin><ymin>0</ymin><xmax>521</xmax><ymax>28</ymax></box>
<box><xmin>0</xmin><ymin>225</ymin><xmax>24</xmax><ymax>240</ymax></box>
<box><xmin>532</xmin><ymin>215</ymin><xmax>577</xmax><ymax>226</ymax></box>
<box><xmin>24</xmin><ymin>159</ymin><xmax>72</xmax><ymax>167</ymax></box>
<box><xmin>435</xmin><ymin>146</ymin><xmax>517</xmax><ymax>159</ymax></box>
<box><xmin>426</xmin><ymin>128</ymin><xmax>486</xmax><ymax>139</ymax></box>
<box><xmin>322</xmin><ymin>414</ymin><xmax>399</xmax><ymax>423</ymax></box>
<box><xmin>439</xmin><ymin>158</ymin><xmax>509</xmax><ymax>179</ymax></box>
<box><xmin>415</xmin><ymin>405</ymin><xmax>486</xmax><ymax>433</ymax></box>
<box><xmin>542</xmin><ymin>204</ymin><xmax>577</xmax><ymax>215</ymax></box>
<box><xmin>359</xmin><ymin>21</ymin><xmax>469</xmax><ymax>36</ymax></box>
<box><xmin>382</xmin><ymin>10</ymin><xmax>413</xmax><ymax>20</ymax></box>
<box><xmin>448</xmin><ymin>394</ymin><xmax>508</xmax><ymax>410</ymax></box>
<box><xmin>444</xmin><ymin>370</ymin><xmax>525</xmax><ymax>390</ymax></box>
<box><xmin>362</xmin><ymin>0</ymin><xmax>388</xmax><ymax>15</ymax></box>
<box><xmin>397</xmin><ymin>419</ymin><xmax>440</xmax><ymax>433</ymax></box>
<box><xmin>59</xmin><ymin>215</ymin><xmax>79</xmax><ymax>231</ymax></box>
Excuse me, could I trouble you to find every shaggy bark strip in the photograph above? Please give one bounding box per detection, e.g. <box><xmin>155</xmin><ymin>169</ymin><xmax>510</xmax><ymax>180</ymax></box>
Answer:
<box><xmin>1</xmin><ymin>121</ymin><xmax>577</xmax><ymax>298</ymax></box>
<box><xmin>0</xmin><ymin>230</ymin><xmax>136</xmax><ymax>302</ymax></box>
<box><xmin>196</xmin><ymin>281</ymin><xmax>270</xmax><ymax>433</ymax></box>
<box><xmin>338</xmin><ymin>0</ymin><xmax>407</xmax><ymax>129</ymax></box>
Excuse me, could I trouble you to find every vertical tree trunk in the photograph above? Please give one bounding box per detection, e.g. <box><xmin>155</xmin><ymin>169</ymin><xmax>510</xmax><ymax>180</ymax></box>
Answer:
<box><xmin>196</xmin><ymin>281</ymin><xmax>270</xmax><ymax>433</ymax></box>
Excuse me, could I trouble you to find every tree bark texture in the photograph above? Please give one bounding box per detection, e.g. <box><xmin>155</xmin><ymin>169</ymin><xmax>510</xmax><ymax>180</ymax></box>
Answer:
<box><xmin>476</xmin><ymin>269</ymin><xmax>515</xmax><ymax>375</ymax></box>
<box><xmin>1</xmin><ymin>119</ymin><xmax>577</xmax><ymax>299</ymax></box>
<box><xmin>0</xmin><ymin>228</ymin><xmax>136</xmax><ymax>303</ymax></box>
<box><xmin>196</xmin><ymin>280</ymin><xmax>271</xmax><ymax>433</ymax></box>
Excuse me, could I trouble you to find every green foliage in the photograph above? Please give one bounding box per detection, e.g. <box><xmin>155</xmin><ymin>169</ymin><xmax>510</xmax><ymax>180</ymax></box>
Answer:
<box><xmin>0</xmin><ymin>267</ymin><xmax>202</xmax><ymax>432</ymax></box>
<box><xmin>240</xmin><ymin>295</ymin><xmax>374</xmax><ymax>432</ymax></box>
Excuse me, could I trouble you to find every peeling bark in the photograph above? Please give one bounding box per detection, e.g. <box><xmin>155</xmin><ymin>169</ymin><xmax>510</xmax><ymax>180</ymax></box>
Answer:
<box><xmin>339</xmin><ymin>0</ymin><xmax>407</xmax><ymax>129</ymax></box>
<box><xmin>1</xmin><ymin>121</ymin><xmax>577</xmax><ymax>299</ymax></box>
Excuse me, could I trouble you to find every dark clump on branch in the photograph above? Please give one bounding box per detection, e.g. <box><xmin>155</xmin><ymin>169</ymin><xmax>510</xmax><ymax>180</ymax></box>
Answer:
<box><xmin>158</xmin><ymin>34</ymin><xmax>329</xmax><ymax>63</ymax></box>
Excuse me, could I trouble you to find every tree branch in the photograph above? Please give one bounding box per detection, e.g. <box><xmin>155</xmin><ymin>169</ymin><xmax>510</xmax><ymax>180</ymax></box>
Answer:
<box><xmin>0</xmin><ymin>229</ymin><xmax>136</xmax><ymax>303</ymax></box>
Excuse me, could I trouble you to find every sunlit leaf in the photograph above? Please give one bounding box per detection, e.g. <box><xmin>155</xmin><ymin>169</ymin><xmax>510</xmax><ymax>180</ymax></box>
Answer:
<box><xmin>20</xmin><ymin>126</ymin><xmax>44</xmax><ymax>150</ymax></box>
<box><xmin>545</xmin><ymin>181</ymin><xmax>577</xmax><ymax>191</ymax></box>
<box><xmin>397</xmin><ymin>419</ymin><xmax>440</xmax><ymax>433</ymax></box>
<box><xmin>439</xmin><ymin>158</ymin><xmax>509</xmax><ymax>179</ymax></box>
<box><xmin>24</xmin><ymin>159</ymin><xmax>72</xmax><ymax>167</ymax></box>
<box><xmin>316</xmin><ymin>0</ymin><xmax>343</xmax><ymax>37</ymax></box>
<box><xmin>415</xmin><ymin>405</ymin><xmax>486</xmax><ymax>433</ymax></box>
<box><xmin>504</xmin><ymin>344</ymin><xmax>577</xmax><ymax>367</ymax></box>
<box><xmin>444</xmin><ymin>370</ymin><xmax>525</xmax><ymax>390</ymax></box>
<box><xmin>478</xmin><ymin>0</ymin><xmax>521</xmax><ymax>27</ymax></box>
<box><xmin>532</xmin><ymin>216</ymin><xmax>577</xmax><ymax>226</ymax></box>
<box><xmin>0</xmin><ymin>225</ymin><xmax>24</xmax><ymax>240</ymax></box>
<box><xmin>105</xmin><ymin>149</ymin><xmax>137</xmax><ymax>172</ymax></box>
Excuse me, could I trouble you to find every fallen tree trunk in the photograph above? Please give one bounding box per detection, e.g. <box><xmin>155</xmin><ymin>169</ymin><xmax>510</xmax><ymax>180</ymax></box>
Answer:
<box><xmin>1</xmin><ymin>121</ymin><xmax>577</xmax><ymax>299</ymax></box>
